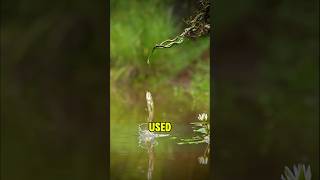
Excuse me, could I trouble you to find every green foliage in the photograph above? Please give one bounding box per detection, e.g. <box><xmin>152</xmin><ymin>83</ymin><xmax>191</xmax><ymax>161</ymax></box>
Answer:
<box><xmin>110</xmin><ymin>0</ymin><xmax>209</xmax><ymax>110</ymax></box>
<box><xmin>177</xmin><ymin>113</ymin><xmax>210</xmax><ymax>165</ymax></box>
<box><xmin>110</xmin><ymin>0</ymin><xmax>177</xmax><ymax>66</ymax></box>
<box><xmin>178</xmin><ymin>113</ymin><xmax>210</xmax><ymax>145</ymax></box>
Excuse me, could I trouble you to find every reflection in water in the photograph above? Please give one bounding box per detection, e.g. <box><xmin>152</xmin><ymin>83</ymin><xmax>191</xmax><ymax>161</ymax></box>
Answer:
<box><xmin>111</xmin><ymin>88</ymin><xmax>210</xmax><ymax>179</ymax></box>
<box><xmin>147</xmin><ymin>142</ymin><xmax>154</xmax><ymax>180</ymax></box>
<box><xmin>138</xmin><ymin>91</ymin><xmax>170</xmax><ymax>180</ymax></box>
<box><xmin>139</xmin><ymin>93</ymin><xmax>210</xmax><ymax>179</ymax></box>
<box><xmin>178</xmin><ymin>113</ymin><xmax>210</xmax><ymax>165</ymax></box>
<box><xmin>198</xmin><ymin>143</ymin><xmax>210</xmax><ymax>165</ymax></box>
<box><xmin>138</xmin><ymin>123</ymin><xmax>170</xmax><ymax>179</ymax></box>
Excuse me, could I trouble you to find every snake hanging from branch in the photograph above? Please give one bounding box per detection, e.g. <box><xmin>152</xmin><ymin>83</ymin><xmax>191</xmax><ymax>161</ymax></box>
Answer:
<box><xmin>147</xmin><ymin>0</ymin><xmax>210</xmax><ymax>64</ymax></box>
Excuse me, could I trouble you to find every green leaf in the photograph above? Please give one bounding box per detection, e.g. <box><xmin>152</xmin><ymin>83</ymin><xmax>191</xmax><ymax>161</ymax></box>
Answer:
<box><xmin>193</xmin><ymin>128</ymin><xmax>206</xmax><ymax>134</ymax></box>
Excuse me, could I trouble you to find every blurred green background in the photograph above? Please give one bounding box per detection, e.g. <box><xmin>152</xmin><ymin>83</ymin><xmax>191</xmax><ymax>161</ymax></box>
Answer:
<box><xmin>110</xmin><ymin>0</ymin><xmax>209</xmax><ymax>106</ymax></box>
<box><xmin>1</xmin><ymin>0</ymin><xmax>318</xmax><ymax>180</ymax></box>
<box><xmin>110</xmin><ymin>0</ymin><xmax>210</xmax><ymax>179</ymax></box>
<box><xmin>213</xmin><ymin>0</ymin><xmax>319</xmax><ymax>179</ymax></box>
<box><xmin>1</xmin><ymin>0</ymin><xmax>108</xmax><ymax>179</ymax></box>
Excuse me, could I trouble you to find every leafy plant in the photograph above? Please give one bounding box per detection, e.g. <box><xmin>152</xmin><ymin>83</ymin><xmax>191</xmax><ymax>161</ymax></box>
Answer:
<box><xmin>281</xmin><ymin>164</ymin><xmax>312</xmax><ymax>180</ymax></box>
<box><xmin>178</xmin><ymin>113</ymin><xmax>210</xmax><ymax>145</ymax></box>
<box><xmin>178</xmin><ymin>113</ymin><xmax>210</xmax><ymax>165</ymax></box>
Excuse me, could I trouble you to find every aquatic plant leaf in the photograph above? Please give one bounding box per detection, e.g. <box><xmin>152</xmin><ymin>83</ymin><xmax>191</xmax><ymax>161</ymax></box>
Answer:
<box><xmin>180</xmin><ymin>137</ymin><xmax>202</xmax><ymax>141</ymax></box>
<box><xmin>193</xmin><ymin>127</ymin><xmax>206</xmax><ymax>134</ymax></box>
<box><xmin>190</xmin><ymin>122</ymin><xmax>205</xmax><ymax>126</ymax></box>
<box><xmin>177</xmin><ymin>140</ymin><xmax>205</xmax><ymax>145</ymax></box>
<box><xmin>177</xmin><ymin>113</ymin><xmax>210</xmax><ymax>145</ymax></box>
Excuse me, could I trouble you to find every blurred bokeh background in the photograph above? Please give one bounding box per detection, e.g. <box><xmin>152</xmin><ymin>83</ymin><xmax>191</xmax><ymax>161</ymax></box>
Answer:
<box><xmin>1</xmin><ymin>0</ymin><xmax>319</xmax><ymax>180</ymax></box>
<box><xmin>1</xmin><ymin>0</ymin><xmax>108</xmax><ymax>179</ymax></box>
<box><xmin>110</xmin><ymin>0</ymin><xmax>210</xmax><ymax>179</ymax></box>
<box><xmin>213</xmin><ymin>0</ymin><xmax>319</xmax><ymax>179</ymax></box>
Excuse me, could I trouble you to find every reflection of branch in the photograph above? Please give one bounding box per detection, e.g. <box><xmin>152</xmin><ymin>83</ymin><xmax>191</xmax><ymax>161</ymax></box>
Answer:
<box><xmin>147</xmin><ymin>143</ymin><xmax>154</xmax><ymax>180</ymax></box>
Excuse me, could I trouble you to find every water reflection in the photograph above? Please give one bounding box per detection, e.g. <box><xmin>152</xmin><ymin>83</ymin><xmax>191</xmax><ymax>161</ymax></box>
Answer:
<box><xmin>147</xmin><ymin>141</ymin><xmax>154</xmax><ymax>180</ymax></box>
<box><xmin>111</xmin><ymin>88</ymin><xmax>210</xmax><ymax>179</ymax></box>
<box><xmin>138</xmin><ymin>91</ymin><xmax>170</xmax><ymax>180</ymax></box>
<box><xmin>138</xmin><ymin>92</ymin><xmax>210</xmax><ymax>180</ymax></box>
<box><xmin>138</xmin><ymin>123</ymin><xmax>172</xmax><ymax>179</ymax></box>
<box><xmin>178</xmin><ymin>113</ymin><xmax>210</xmax><ymax>165</ymax></box>
<box><xmin>198</xmin><ymin>143</ymin><xmax>210</xmax><ymax>165</ymax></box>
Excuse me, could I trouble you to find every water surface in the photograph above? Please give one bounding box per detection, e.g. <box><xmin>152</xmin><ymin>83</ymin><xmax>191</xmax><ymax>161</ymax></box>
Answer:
<box><xmin>111</xmin><ymin>87</ymin><xmax>209</xmax><ymax>180</ymax></box>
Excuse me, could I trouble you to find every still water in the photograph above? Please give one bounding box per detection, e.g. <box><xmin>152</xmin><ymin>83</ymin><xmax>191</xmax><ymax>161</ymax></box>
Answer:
<box><xmin>110</xmin><ymin>88</ymin><xmax>210</xmax><ymax>180</ymax></box>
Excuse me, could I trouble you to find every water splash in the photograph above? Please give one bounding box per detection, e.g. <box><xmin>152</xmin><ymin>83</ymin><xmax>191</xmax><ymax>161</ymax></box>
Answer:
<box><xmin>138</xmin><ymin>91</ymin><xmax>170</xmax><ymax>149</ymax></box>
<box><xmin>138</xmin><ymin>123</ymin><xmax>170</xmax><ymax>149</ymax></box>
<box><xmin>138</xmin><ymin>91</ymin><xmax>170</xmax><ymax>180</ymax></box>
